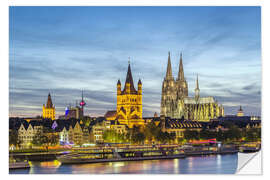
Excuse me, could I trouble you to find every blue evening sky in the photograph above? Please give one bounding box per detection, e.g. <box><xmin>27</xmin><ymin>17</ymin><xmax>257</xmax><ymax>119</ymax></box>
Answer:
<box><xmin>9</xmin><ymin>6</ymin><xmax>261</xmax><ymax>117</ymax></box>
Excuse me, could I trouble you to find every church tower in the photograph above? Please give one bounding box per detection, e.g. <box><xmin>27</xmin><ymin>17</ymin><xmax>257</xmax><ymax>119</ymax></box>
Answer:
<box><xmin>176</xmin><ymin>53</ymin><xmax>188</xmax><ymax>99</ymax></box>
<box><xmin>160</xmin><ymin>52</ymin><xmax>224</xmax><ymax>121</ymax></box>
<box><xmin>116</xmin><ymin>61</ymin><xmax>144</xmax><ymax>128</ymax></box>
<box><xmin>195</xmin><ymin>74</ymin><xmax>200</xmax><ymax>103</ymax></box>
<box><xmin>161</xmin><ymin>52</ymin><xmax>177</xmax><ymax>117</ymax></box>
<box><xmin>42</xmin><ymin>93</ymin><xmax>55</xmax><ymax>120</ymax></box>
<box><xmin>237</xmin><ymin>106</ymin><xmax>244</xmax><ymax>117</ymax></box>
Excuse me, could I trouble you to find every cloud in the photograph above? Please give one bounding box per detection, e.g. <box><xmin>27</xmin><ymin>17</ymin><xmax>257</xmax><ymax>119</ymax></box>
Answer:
<box><xmin>9</xmin><ymin>7</ymin><xmax>261</xmax><ymax>117</ymax></box>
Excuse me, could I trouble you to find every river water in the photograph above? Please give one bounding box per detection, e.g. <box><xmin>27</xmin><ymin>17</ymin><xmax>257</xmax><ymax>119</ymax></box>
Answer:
<box><xmin>10</xmin><ymin>153</ymin><xmax>238</xmax><ymax>174</ymax></box>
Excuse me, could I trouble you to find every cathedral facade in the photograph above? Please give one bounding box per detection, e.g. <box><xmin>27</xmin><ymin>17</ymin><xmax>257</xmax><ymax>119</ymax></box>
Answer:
<box><xmin>160</xmin><ymin>52</ymin><xmax>224</xmax><ymax>122</ymax></box>
<box><xmin>116</xmin><ymin>62</ymin><xmax>144</xmax><ymax>128</ymax></box>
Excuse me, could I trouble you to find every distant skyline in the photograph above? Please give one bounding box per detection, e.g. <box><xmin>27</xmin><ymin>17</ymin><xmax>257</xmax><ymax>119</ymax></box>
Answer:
<box><xmin>9</xmin><ymin>6</ymin><xmax>261</xmax><ymax>118</ymax></box>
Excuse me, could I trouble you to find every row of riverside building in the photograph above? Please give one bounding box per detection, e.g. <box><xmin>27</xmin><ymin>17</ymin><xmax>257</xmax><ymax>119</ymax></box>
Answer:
<box><xmin>9</xmin><ymin>111</ymin><xmax>261</xmax><ymax>149</ymax></box>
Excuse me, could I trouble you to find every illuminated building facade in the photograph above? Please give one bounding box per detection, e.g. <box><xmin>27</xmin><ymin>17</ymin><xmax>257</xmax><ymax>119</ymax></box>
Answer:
<box><xmin>160</xmin><ymin>52</ymin><xmax>224</xmax><ymax>122</ymax></box>
<box><xmin>62</xmin><ymin>92</ymin><xmax>85</xmax><ymax>120</ymax></box>
<box><xmin>42</xmin><ymin>93</ymin><xmax>56</xmax><ymax>120</ymax></box>
<box><xmin>237</xmin><ymin>106</ymin><xmax>244</xmax><ymax>117</ymax></box>
<box><xmin>64</xmin><ymin>106</ymin><xmax>83</xmax><ymax>120</ymax></box>
<box><xmin>18</xmin><ymin>121</ymin><xmax>43</xmax><ymax>148</ymax></box>
<box><xmin>91</xmin><ymin>120</ymin><xmax>110</xmax><ymax>143</ymax></box>
<box><xmin>116</xmin><ymin>62</ymin><xmax>144</xmax><ymax>128</ymax></box>
<box><xmin>160</xmin><ymin>115</ymin><xmax>202</xmax><ymax>141</ymax></box>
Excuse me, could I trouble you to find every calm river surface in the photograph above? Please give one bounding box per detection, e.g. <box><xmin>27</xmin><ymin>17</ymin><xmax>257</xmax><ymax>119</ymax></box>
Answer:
<box><xmin>10</xmin><ymin>153</ymin><xmax>238</xmax><ymax>174</ymax></box>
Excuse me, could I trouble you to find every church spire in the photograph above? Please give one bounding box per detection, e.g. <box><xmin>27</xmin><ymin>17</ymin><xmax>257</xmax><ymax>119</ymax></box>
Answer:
<box><xmin>178</xmin><ymin>52</ymin><xmax>185</xmax><ymax>81</ymax></box>
<box><xmin>165</xmin><ymin>51</ymin><xmax>173</xmax><ymax>80</ymax></box>
<box><xmin>123</xmin><ymin>60</ymin><xmax>137</xmax><ymax>93</ymax></box>
<box><xmin>46</xmin><ymin>93</ymin><xmax>53</xmax><ymax>108</ymax></box>
<box><xmin>196</xmin><ymin>74</ymin><xmax>199</xmax><ymax>90</ymax></box>
<box><xmin>195</xmin><ymin>74</ymin><xmax>200</xmax><ymax>103</ymax></box>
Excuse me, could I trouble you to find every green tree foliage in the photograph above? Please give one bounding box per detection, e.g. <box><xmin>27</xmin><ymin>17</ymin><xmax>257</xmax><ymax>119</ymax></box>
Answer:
<box><xmin>129</xmin><ymin>125</ymin><xmax>145</xmax><ymax>144</ymax></box>
<box><xmin>9</xmin><ymin>130</ymin><xmax>22</xmax><ymax>147</ymax></box>
<box><xmin>103</xmin><ymin>129</ymin><xmax>127</xmax><ymax>143</ymax></box>
<box><xmin>177</xmin><ymin>137</ymin><xmax>186</xmax><ymax>145</ymax></box>
<box><xmin>32</xmin><ymin>127</ymin><xmax>59</xmax><ymax>147</ymax></box>
<box><xmin>199</xmin><ymin>129</ymin><xmax>217</xmax><ymax>139</ymax></box>
<box><xmin>32</xmin><ymin>134</ymin><xmax>48</xmax><ymax>146</ymax></box>
<box><xmin>225</xmin><ymin>125</ymin><xmax>242</xmax><ymax>141</ymax></box>
<box><xmin>156</xmin><ymin>131</ymin><xmax>175</xmax><ymax>144</ymax></box>
<box><xmin>32</xmin><ymin>129</ymin><xmax>44</xmax><ymax>146</ymax></box>
<box><xmin>184</xmin><ymin>129</ymin><xmax>199</xmax><ymax>141</ymax></box>
<box><xmin>133</xmin><ymin>132</ymin><xmax>145</xmax><ymax>144</ymax></box>
<box><xmin>48</xmin><ymin>133</ymin><xmax>60</xmax><ymax>146</ymax></box>
<box><xmin>144</xmin><ymin>121</ymin><xmax>160</xmax><ymax>143</ymax></box>
<box><xmin>245</xmin><ymin>128</ymin><xmax>261</xmax><ymax>141</ymax></box>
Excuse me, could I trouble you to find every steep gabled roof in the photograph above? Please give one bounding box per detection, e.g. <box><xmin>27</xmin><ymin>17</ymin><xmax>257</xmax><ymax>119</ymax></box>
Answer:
<box><xmin>104</xmin><ymin>110</ymin><xmax>117</xmax><ymax>118</ymax></box>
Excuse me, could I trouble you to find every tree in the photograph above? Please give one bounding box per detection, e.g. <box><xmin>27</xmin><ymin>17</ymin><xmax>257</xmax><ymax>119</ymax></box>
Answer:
<box><xmin>155</xmin><ymin>131</ymin><xmax>175</xmax><ymax>144</ymax></box>
<box><xmin>103</xmin><ymin>129</ymin><xmax>127</xmax><ymax>143</ymax></box>
<box><xmin>177</xmin><ymin>137</ymin><xmax>186</xmax><ymax>145</ymax></box>
<box><xmin>133</xmin><ymin>132</ymin><xmax>145</xmax><ymax>144</ymax></box>
<box><xmin>103</xmin><ymin>129</ymin><xmax>117</xmax><ymax>143</ymax></box>
<box><xmin>48</xmin><ymin>133</ymin><xmax>59</xmax><ymax>146</ymax></box>
<box><xmin>199</xmin><ymin>129</ymin><xmax>217</xmax><ymax>140</ymax></box>
<box><xmin>184</xmin><ymin>129</ymin><xmax>199</xmax><ymax>141</ymax></box>
<box><xmin>245</xmin><ymin>128</ymin><xmax>261</xmax><ymax>141</ymax></box>
<box><xmin>129</xmin><ymin>126</ymin><xmax>145</xmax><ymax>144</ymax></box>
<box><xmin>144</xmin><ymin>122</ymin><xmax>160</xmax><ymax>143</ymax></box>
<box><xmin>32</xmin><ymin>128</ymin><xmax>51</xmax><ymax>149</ymax></box>
<box><xmin>9</xmin><ymin>130</ymin><xmax>22</xmax><ymax>148</ymax></box>
<box><xmin>222</xmin><ymin>125</ymin><xmax>242</xmax><ymax>142</ymax></box>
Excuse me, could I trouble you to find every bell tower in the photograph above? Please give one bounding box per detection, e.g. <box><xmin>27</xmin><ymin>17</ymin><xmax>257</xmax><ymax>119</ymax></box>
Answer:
<box><xmin>161</xmin><ymin>52</ymin><xmax>176</xmax><ymax>117</ymax></box>
<box><xmin>42</xmin><ymin>93</ymin><xmax>56</xmax><ymax>120</ymax></box>
<box><xmin>116</xmin><ymin>60</ymin><xmax>144</xmax><ymax>128</ymax></box>
<box><xmin>176</xmin><ymin>52</ymin><xmax>188</xmax><ymax>98</ymax></box>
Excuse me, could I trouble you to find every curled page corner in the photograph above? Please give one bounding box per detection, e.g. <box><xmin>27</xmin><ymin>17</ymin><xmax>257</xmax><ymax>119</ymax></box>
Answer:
<box><xmin>236</xmin><ymin>151</ymin><xmax>262</xmax><ymax>174</ymax></box>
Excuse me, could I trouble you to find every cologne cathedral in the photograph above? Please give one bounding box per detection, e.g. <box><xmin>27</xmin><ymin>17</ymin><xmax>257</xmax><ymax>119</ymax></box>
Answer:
<box><xmin>160</xmin><ymin>52</ymin><xmax>224</xmax><ymax>122</ymax></box>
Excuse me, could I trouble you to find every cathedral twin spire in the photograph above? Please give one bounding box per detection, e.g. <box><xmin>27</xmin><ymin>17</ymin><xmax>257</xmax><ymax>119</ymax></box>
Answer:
<box><xmin>164</xmin><ymin>52</ymin><xmax>200</xmax><ymax>98</ymax></box>
<box><xmin>165</xmin><ymin>52</ymin><xmax>173</xmax><ymax>80</ymax></box>
<box><xmin>165</xmin><ymin>51</ymin><xmax>185</xmax><ymax>81</ymax></box>
<box><xmin>178</xmin><ymin>53</ymin><xmax>185</xmax><ymax>81</ymax></box>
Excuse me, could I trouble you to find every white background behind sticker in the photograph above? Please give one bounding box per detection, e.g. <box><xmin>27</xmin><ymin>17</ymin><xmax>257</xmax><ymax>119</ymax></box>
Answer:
<box><xmin>237</xmin><ymin>151</ymin><xmax>261</xmax><ymax>174</ymax></box>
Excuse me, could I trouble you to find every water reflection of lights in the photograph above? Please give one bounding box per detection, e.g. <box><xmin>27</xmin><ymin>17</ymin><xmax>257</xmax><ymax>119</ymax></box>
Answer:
<box><xmin>188</xmin><ymin>157</ymin><xmax>194</xmax><ymax>168</ymax></box>
<box><xmin>217</xmin><ymin>155</ymin><xmax>221</xmax><ymax>166</ymax></box>
<box><xmin>40</xmin><ymin>160</ymin><xmax>61</xmax><ymax>168</ymax></box>
<box><xmin>71</xmin><ymin>163</ymin><xmax>108</xmax><ymax>174</ymax></box>
<box><xmin>173</xmin><ymin>159</ymin><xmax>179</xmax><ymax>174</ymax></box>
<box><xmin>112</xmin><ymin>162</ymin><xmax>125</xmax><ymax>167</ymax></box>
<box><xmin>13</xmin><ymin>154</ymin><xmax>238</xmax><ymax>174</ymax></box>
<box><xmin>143</xmin><ymin>160</ymin><xmax>151</xmax><ymax>170</ymax></box>
<box><xmin>29</xmin><ymin>160</ymin><xmax>61</xmax><ymax>174</ymax></box>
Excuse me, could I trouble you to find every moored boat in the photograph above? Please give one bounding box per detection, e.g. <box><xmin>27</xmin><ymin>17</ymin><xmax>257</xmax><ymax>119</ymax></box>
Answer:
<box><xmin>9</xmin><ymin>161</ymin><xmax>30</xmax><ymax>169</ymax></box>
<box><xmin>57</xmin><ymin>152</ymin><xmax>186</xmax><ymax>164</ymax></box>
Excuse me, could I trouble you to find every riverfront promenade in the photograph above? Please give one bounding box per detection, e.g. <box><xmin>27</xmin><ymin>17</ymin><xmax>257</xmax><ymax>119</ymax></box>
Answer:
<box><xmin>10</xmin><ymin>144</ymin><xmax>240</xmax><ymax>166</ymax></box>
